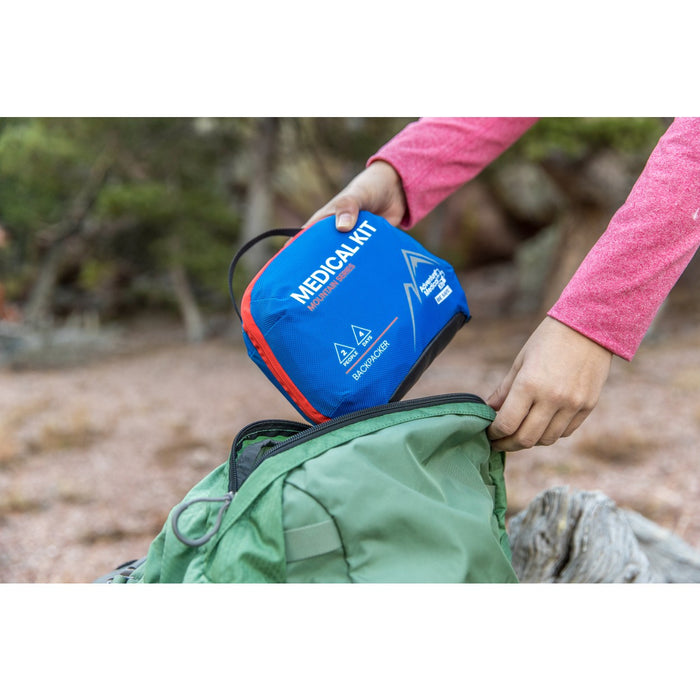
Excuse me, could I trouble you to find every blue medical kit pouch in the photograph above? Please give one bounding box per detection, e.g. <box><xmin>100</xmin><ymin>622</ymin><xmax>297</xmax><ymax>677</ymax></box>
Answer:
<box><xmin>229</xmin><ymin>211</ymin><xmax>470</xmax><ymax>423</ymax></box>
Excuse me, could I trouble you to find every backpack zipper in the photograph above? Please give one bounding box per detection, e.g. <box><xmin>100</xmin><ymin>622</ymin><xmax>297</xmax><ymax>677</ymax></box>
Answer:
<box><xmin>248</xmin><ymin>393</ymin><xmax>488</xmax><ymax>472</ymax></box>
<box><xmin>175</xmin><ymin>393</ymin><xmax>490</xmax><ymax>548</ymax></box>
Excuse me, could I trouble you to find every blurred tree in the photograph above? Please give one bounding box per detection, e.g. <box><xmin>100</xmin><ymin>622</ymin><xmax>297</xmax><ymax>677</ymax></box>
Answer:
<box><xmin>2</xmin><ymin>117</ymin><xmax>666</xmax><ymax>341</ymax></box>
<box><xmin>225</xmin><ymin>117</ymin><xmax>415</xmax><ymax>300</ymax></box>
<box><xmin>291</xmin><ymin>117</ymin><xmax>414</xmax><ymax>204</ymax></box>
<box><xmin>0</xmin><ymin>118</ymin><xmax>112</xmax><ymax>326</ymax></box>
<box><xmin>238</xmin><ymin>117</ymin><xmax>280</xmax><ymax>273</ymax></box>
<box><xmin>0</xmin><ymin>117</ymin><xmax>412</xmax><ymax>340</ymax></box>
<box><xmin>0</xmin><ymin>118</ymin><xmax>243</xmax><ymax>340</ymax></box>
<box><xmin>93</xmin><ymin>117</ymin><xmax>244</xmax><ymax>341</ymax></box>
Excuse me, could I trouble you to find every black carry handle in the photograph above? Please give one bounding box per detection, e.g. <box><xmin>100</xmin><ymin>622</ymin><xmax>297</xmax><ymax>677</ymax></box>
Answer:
<box><xmin>227</xmin><ymin>228</ymin><xmax>300</xmax><ymax>321</ymax></box>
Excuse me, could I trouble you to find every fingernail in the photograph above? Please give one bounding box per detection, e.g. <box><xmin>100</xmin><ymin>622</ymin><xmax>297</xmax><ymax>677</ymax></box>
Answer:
<box><xmin>337</xmin><ymin>213</ymin><xmax>353</xmax><ymax>230</ymax></box>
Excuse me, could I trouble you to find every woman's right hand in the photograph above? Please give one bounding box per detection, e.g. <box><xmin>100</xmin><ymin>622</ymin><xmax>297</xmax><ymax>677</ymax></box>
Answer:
<box><xmin>303</xmin><ymin>160</ymin><xmax>408</xmax><ymax>232</ymax></box>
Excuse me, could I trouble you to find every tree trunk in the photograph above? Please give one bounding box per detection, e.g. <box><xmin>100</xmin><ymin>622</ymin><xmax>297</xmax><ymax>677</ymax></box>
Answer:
<box><xmin>536</xmin><ymin>148</ymin><xmax>636</xmax><ymax>315</ymax></box>
<box><xmin>167</xmin><ymin>233</ymin><xmax>206</xmax><ymax>344</ymax></box>
<box><xmin>538</xmin><ymin>206</ymin><xmax>611</xmax><ymax>314</ymax></box>
<box><xmin>23</xmin><ymin>242</ymin><xmax>67</xmax><ymax>327</ymax></box>
<box><xmin>240</xmin><ymin>118</ymin><xmax>280</xmax><ymax>274</ymax></box>
<box><xmin>508</xmin><ymin>486</ymin><xmax>700</xmax><ymax>583</ymax></box>
<box><xmin>23</xmin><ymin>152</ymin><xmax>113</xmax><ymax>327</ymax></box>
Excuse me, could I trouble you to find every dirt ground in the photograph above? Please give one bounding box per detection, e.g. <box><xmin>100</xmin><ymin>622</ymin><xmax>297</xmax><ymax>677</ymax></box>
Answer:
<box><xmin>2</xmin><ymin>269</ymin><xmax>700</xmax><ymax>583</ymax></box>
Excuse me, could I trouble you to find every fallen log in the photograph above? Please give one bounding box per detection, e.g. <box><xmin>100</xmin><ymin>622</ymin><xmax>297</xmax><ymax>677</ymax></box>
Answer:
<box><xmin>508</xmin><ymin>486</ymin><xmax>700</xmax><ymax>583</ymax></box>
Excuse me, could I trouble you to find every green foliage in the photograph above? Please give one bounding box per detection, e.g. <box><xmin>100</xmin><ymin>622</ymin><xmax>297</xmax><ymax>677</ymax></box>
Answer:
<box><xmin>97</xmin><ymin>180</ymin><xmax>175</xmax><ymax>225</ymax></box>
<box><xmin>0</xmin><ymin>119</ymin><xmax>93</xmax><ymax>235</ymax></box>
<box><xmin>0</xmin><ymin>117</ymin><xmax>244</xmax><ymax>315</ymax></box>
<box><xmin>78</xmin><ymin>259</ymin><xmax>120</xmax><ymax>291</ymax></box>
<box><xmin>95</xmin><ymin>160</ymin><xmax>240</xmax><ymax>302</ymax></box>
<box><xmin>305</xmin><ymin>117</ymin><xmax>414</xmax><ymax>163</ymax></box>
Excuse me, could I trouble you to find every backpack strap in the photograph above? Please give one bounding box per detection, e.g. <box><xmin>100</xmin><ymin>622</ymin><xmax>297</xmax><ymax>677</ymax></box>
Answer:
<box><xmin>227</xmin><ymin>228</ymin><xmax>300</xmax><ymax>321</ymax></box>
<box><xmin>93</xmin><ymin>557</ymin><xmax>148</xmax><ymax>583</ymax></box>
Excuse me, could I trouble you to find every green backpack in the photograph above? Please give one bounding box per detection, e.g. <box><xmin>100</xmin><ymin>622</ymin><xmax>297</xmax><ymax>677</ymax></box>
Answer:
<box><xmin>104</xmin><ymin>394</ymin><xmax>518</xmax><ymax>584</ymax></box>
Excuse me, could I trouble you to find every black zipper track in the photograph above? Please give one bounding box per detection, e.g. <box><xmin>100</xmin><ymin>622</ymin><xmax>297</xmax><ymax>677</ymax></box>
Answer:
<box><xmin>246</xmin><ymin>393</ymin><xmax>487</xmax><ymax>474</ymax></box>
<box><xmin>228</xmin><ymin>419</ymin><xmax>309</xmax><ymax>493</ymax></box>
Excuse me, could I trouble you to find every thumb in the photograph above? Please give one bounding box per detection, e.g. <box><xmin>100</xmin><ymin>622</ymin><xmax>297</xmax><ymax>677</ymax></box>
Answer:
<box><xmin>332</xmin><ymin>197</ymin><xmax>360</xmax><ymax>232</ymax></box>
<box><xmin>302</xmin><ymin>196</ymin><xmax>360</xmax><ymax>231</ymax></box>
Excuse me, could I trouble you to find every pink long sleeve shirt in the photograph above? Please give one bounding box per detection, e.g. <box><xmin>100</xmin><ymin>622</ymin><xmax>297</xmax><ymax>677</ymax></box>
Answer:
<box><xmin>369</xmin><ymin>117</ymin><xmax>700</xmax><ymax>360</ymax></box>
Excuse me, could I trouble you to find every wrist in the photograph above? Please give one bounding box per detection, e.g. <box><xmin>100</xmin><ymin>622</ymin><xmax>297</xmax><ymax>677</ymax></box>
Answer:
<box><xmin>365</xmin><ymin>159</ymin><xmax>407</xmax><ymax>224</ymax></box>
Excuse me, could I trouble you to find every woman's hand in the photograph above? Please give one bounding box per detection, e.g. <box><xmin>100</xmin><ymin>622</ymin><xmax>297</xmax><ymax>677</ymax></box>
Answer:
<box><xmin>486</xmin><ymin>317</ymin><xmax>613</xmax><ymax>452</ymax></box>
<box><xmin>303</xmin><ymin>160</ymin><xmax>408</xmax><ymax>231</ymax></box>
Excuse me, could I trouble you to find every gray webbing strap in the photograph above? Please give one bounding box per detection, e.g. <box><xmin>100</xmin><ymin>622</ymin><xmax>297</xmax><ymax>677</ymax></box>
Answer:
<box><xmin>284</xmin><ymin>519</ymin><xmax>342</xmax><ymax>563</ymax></box>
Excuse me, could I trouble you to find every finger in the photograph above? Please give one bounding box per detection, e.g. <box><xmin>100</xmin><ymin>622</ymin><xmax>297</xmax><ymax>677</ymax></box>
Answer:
<box><xmin>490</xmin><ymin>402</ymin><xmax>555</xmax><ymax>452</ymax></box>
<box><xmin>491</xmin><ymin>394</ymin><xmax>596</xmax><ymax>451</ymax></box>
<box><xmin>534</xmin><ymin>407</ymin><xmax>579</xmax><ymax>447</ymax></box>
<box><xmin>560</xmin><ymin>407</ymin><xmax>593</xmax><ymax>438</ymax></box>
<box><xmin>486</xmin><ymin>362</ymin><xmax>520</xmax><ymax>412</ymax></box>
<box><xmin>486</xmin><ymin>381</ymin><xmax>532</xmax><ymax>442</ymax></box>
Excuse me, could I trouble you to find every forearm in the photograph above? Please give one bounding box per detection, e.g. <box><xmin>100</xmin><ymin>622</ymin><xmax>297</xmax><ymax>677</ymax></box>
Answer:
<box><xmin>549</xmin><ymin>118</ymin><xmax>700</xmax><ymax>360</ymax></box>
<box><xmin>367</xmin><ymin>117</ymin><xmax>539</xmax><ymax>227</ymax></box>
